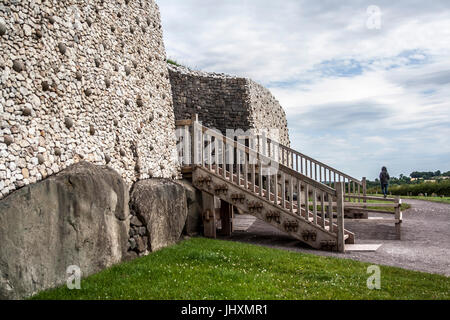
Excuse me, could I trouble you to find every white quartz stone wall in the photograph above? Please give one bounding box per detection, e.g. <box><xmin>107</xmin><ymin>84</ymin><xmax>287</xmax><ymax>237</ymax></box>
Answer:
<box><xmin>0</xmin><ymin>0</ymin><xmax>180</xmax><ymax>199</ymax></box>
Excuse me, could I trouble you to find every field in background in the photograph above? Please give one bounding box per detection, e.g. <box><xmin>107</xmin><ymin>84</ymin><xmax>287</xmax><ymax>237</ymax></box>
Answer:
<box><xmin>32</xmin><ymin>238</ymin><xmax>449</xmax><ymax>300</ymax></box>
<box><xmin>367</xmin><ymin>180</ymin><xmax>450</xmax><ymax>198</ymax></box>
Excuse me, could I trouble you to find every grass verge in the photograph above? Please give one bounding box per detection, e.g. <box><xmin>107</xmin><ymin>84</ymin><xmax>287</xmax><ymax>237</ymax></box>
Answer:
<box><xmin>399</xmin><ymin>196</ymin><xmax>450</xmax><ymax>205</ymax></box>
<box><xmin>31</xmin><ymin>238</ymin><xmax>449</xmax><ymax>300</ymax></box>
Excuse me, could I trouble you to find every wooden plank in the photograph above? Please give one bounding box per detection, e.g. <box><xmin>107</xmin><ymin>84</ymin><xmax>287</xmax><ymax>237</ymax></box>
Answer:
<box><xmin>305</xmin><ymin>184</ymin><xmax>309</xmax><ymax>220</ymax></box>
<box><xmin>244</xmin><ymin>154</ymin><xmax>248</xmax><ymax>190</ymax></box>
<box><xmin>352</xmin><ymin>217</ymin><xmax>400</xmax><ymax>223</ymax></box>
<box><xmin>218</xmin><ymin>200</ymin><xmax>233</xmax><ymax>236</ymax></box>
<box><xmin>345</xmin><ymin>244</ymin><xmax>382</xmax><ymax>252</ymax></box>
<box><xmin>259</xmin><ymin>160</ymin><xmax>263</xmax><ymax>197</ymax></box>
<box><xmin>274</xmin><ymin>171</ymin><xmax>279</xmax><ymax>207</ymax></box>
<box><xmin>321</xmin><ymin>191</ymin><xmax>325</xmax><ymax>228</ymax></box>
<box><xmin>281</xmin><ymin>172</ymin><xmax>286</xmax><ymax>209</ymax></box>
<box><xmin>297</xmin><ymin>179</ymin><xmax>302</xmax><ymax>216</ymax></box>
<box><xmin>336</xmin><ymin>182</ymin><xmax>345</xmax><ymax>253</ymax></box>
<box><xmin>344</xmin><ymin>202</ymin><xmax>399</xmax><ymax>208</ymax></box>
<box><xmin>202</xmin><ymin>191</ymin><xmax>216</xmax><ymax>239</ymax></box>
<box><xmin>313</xmin><ymin>188</ymin><xmax>317</xmax><ymax>225</ymax></box>
<box><xmin>328</xmin><ymin>195</ymin><xmax>333</xmax><ymax>233</ymax></box>
<box><xmin>346</xmin><ymin>194</ymin><xmax>397</xmax><ymax>202</ymax></box>
<box><xmin>175</xmin><ymin>119</ymin><xmax>193</xmax><ymax>126</ymax></box>
<box><xmin>289</xmin><ymin>176</ymin><xmax>294</xmax><ymax>213</ymax></box>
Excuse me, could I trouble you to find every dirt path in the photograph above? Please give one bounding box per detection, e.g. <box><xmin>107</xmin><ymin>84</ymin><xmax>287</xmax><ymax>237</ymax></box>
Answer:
<box><xmin>222</xmin><ymin>199</ymin><xmax>450</xmax><ymax>276</ymax></box>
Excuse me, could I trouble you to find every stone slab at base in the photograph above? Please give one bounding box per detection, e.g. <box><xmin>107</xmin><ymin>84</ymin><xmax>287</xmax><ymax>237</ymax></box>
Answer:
<box><xmin>345</xmin><ymin>244</ymin><xmax>383</xmax><ymax>252</ymax></box>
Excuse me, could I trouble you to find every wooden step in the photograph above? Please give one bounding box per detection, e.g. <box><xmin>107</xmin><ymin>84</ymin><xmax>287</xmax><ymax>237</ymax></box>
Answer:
<box><xmin>351</xmin><ymin>217</ymin><xmax>401</xmax><ymax>223</ymax></box>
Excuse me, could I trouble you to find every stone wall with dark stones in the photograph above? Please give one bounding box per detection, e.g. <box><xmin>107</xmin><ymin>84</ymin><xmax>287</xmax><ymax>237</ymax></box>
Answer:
<box><xmin>168</xmin><ymin>64</ymin><xmax>290</xmax><ymax>146</ymax></box>
<box><xmin>0</xmin><ymin>0</ymin><xmax>180</xmax><ymax>200</ymax></box>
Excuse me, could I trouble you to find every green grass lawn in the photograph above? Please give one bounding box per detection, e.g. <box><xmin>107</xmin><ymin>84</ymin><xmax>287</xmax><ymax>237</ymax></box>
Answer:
<box><xmin>31</xmin><ymin>238</ymin><xmax>449</xmax><ymax>300</ymax></box>
<box><xmin>400</xmin><ymin>196</ymin><xmax>450</xmax><ymax>205</ymax></box>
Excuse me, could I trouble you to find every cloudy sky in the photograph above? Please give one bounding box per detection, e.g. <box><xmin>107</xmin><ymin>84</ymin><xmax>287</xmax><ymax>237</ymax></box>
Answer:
<box><xmin>158</xmin><ymin>0</ymin><xmax>450</xmax><ymax>180</ymax></box>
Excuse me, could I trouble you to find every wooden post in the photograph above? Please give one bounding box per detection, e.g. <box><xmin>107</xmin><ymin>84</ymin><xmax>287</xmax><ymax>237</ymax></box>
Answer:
<box><xmin>219</xmin><ymin>200</ymin><xmax>233</xmax><ymax>236</ymax></box>
<box><xmin>192</xmin><ymin>114</ymin><xmax>199</xmax><ymax>166</ymax></box>
<box><xmin>202</xmin><ymin>191</ymin><xmax>216</xmax><ymax>239</ymax></box>
<box><xmin>362</xmin><ymin>177</ymin><xmax>368</xmax><ymax>217</ymax></box>
<box><xmin>395</xmin><ymin>197</ymin><xmax>402</xmax><ymax>240</ymax></box>
<box><xmin>336</xmin><ymin>182</ymin><xmax>345</xmax><ymax>253</ymax></box>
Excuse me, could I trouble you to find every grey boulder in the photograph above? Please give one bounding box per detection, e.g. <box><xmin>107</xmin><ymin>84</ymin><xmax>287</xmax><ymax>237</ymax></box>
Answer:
<box><xmin>0</xmin><ymin>162</ymin><xmax>130</xmax><ymax>300</ymax></box>
<box><xmin>130</xmin><ymin>179</ymin><xmax>187</xmax><ymax>252</ymax></box>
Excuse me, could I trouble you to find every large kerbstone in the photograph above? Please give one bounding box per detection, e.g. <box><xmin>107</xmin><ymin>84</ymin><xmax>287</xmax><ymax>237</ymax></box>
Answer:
<box><xmin>177</xmin><ymin>179</ymin><xmax>203</xmax><ymax>236</ymax></box>
<box><xmin>130</xmin><ymin>179</ymin><xmax>187</xmax><ymax>252</ymax></box>
<box><xmin>0</xmin><ymin>162</ymin><xmax>130</xmax><ymax>300</ymax></box>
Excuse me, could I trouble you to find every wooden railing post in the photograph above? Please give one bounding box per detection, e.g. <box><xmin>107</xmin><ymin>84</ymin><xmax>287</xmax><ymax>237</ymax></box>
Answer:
<box><xmin>395</xmin><ymin>197</ymin><xmax>402</xmax><ymax>240</ymax></box>
<box><xmin>192</xmin><ymin>114</ymin><xmax>199</xmax><ymax>166</ymax></box>
<box><xmin>362</xmin><ymin>177</ymin><xmax>367</xmax><ymax>215</ymax></box>
<box><xmin>336</xmin><ymin>182</ymin><xmax>345</xmax><ymax>253</ymax></box>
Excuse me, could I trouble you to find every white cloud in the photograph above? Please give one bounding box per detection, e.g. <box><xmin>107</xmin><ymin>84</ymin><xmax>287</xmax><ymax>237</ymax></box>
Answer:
<box><xmin>159</xmin><ymin>0</ymin><xmax>450</xmax><ymax>179</ymax></box>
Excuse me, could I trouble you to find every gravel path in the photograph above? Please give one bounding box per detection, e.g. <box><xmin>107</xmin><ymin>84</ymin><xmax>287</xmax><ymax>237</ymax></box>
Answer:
<box><xmin>222</xmin><ymin>199</ymin><xmax>450</xmax><ymax>276</ymax></box>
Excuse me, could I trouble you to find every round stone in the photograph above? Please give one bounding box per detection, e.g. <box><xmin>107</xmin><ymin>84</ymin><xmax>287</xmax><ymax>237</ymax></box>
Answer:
<box><xmin>105</xmin><ymin>78</ymin><xmax>111</xmax><ymax>88</ymax></box>
<box><xmin>3</xmin><ymin>135</ymin><xmax>13</xmax><ymax>146</ymax></box>
<box><xmin>105</xmin><ymin>154</ymin><xmax>111</xmax><ymax>164</ymax></box>
<box><xmin>84</xmin><ymin>88</ymin><xmax>92</xmax><ymax>96</ymax></box>
<box><xmin>137</xmin><ymin>127</ymin><xmax>142</xmax><ymax>134</ymax></box>
<box><xmin>120</xmin><ymin>149</ymin><xmax>126</xmax><ymax>157</ymax></box>
<box><xmin>58</xmin><ymin>42</ymin><xmax>67</xmax><ymax>55</ymax></box>
<box><xmin>136</xmin><ymin>97</ymin><xmax>143</xmax><ymax>107</ymax></box>
<box><xmin>149</xmin><ymin>114</ymin><xmax>154</xmax><ymax>122</ymax></box>
<box><xmin>111</xmin><ymin>26</ymin><xmax>115</xmax><ymax>32</ymax></box>
<box><xmin>114</xmin><ymin>120</ymin><xmax>118</xmax><ymax>126</ymax></box>
<box><xmin>0</xmin><ymin>23</ymin><xmax>7</xmax><ymax>36</ymax></box>
<box><xmin>48</xmin><ymin>16</ymin><xmax>56</xmax><ymax>24</ymax></box>
<box><xmin>94</xmin><ymin>58</ymin><xmax>101</xmax><ymax>68</ymax></box>
<box><xmin>89</xmin><ymin>125</ymin><xmax>95</xmax><ymax>135</ymax></box>
<box><xmin>37</xmin><ymin>154</ymin><xmax>45</xmax><ymax>164</ymax></box>
<box><xmin>125</xmin><ymin>66</ymin><xmax>131</xmax><ymax>76</ymax></box>
<box><xmin>42</xmin><ymin>81</ymin><xmax>50</xmax><ymax>91</ymax></box>
<box><xmin>22</xmin><ymin>107</ymin><xmax>32</xmax><ymax>116</ymax></box>
<box><xmin>35</xmin><ymin>29</ymin><xmax>43</xmax><ymax>39</ymax></box>
<box><xmin>141</xmin><ymin>26</ymin><xmax>146</xmax><ymax>33</ymax></box>
<box><xmin>130</xmin><ymin>27</ymin><xmax>134</xmax><ymax>34</ymax></box>
<box><xmin>64</xmin><ymin>117</ymin><xmax>74</xmax><ymax>129</ymax></box>
<box><xmin>12</xmin><ymin>60</ymin><xmax>24</xmax><ymax>73</ymax></box>
<box><xmin>86</xmin><ymin>18</ymin><xmax>93</xmax><ymax>27</ymax></box>
<box><xmin>54</xmin><ymin>148</ymin><xmax>62</xmax><ymax>156</ymax></box>
<box><xmin>75</xmin><ymin>71</ymin><xmax>82</xmax><ymax>81</ymax></box>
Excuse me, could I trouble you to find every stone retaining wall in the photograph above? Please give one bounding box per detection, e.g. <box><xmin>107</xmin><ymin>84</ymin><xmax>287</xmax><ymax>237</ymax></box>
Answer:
<box><xmin>0</xmin><ymin>0</ymin><xmax>179</xmax><ymax>200</ymax></box>
<box><xmin>168</xmin><ymin>64</ymin><xmax>290</xmax><ymax>146</ymax></box>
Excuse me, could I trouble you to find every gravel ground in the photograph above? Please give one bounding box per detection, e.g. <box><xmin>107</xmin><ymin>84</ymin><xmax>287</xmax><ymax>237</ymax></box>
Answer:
<box><xmin>222</xmin><ymin>199</ymin><xmax>450</xmax><ymax>276</ymax></box>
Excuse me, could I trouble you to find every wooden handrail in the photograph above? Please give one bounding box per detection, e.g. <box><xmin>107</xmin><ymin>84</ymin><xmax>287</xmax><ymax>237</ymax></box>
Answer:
<box><xmin>195</xmin><ymin>124</ymin><xmax>336</xmax><ymax>195</ymax></box>
<box><xmin>268</xmin><ymin>138</ymin><xmax>362</xmax><ymax>185</ymax></box>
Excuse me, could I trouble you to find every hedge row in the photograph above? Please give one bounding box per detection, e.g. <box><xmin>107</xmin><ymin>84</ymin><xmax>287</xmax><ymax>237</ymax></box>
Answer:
<box><xmin>367</xmin><ymin>180</ymin><xmax>450</xmax><ymax>196</ymax></box>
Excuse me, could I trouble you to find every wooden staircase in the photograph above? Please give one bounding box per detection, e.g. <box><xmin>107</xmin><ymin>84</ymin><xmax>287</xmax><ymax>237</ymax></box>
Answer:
<box><xmin>176</xmin><ymin>115</ymin><xmax>402</xmax><ymax>252</ymax></box>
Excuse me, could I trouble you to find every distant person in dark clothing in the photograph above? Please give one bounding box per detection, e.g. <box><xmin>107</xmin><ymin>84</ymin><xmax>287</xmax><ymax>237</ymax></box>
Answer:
<box><xmin>379</xmin><ymin>167</ymin><xmax>390</xmax><ymax>198</ymax></box>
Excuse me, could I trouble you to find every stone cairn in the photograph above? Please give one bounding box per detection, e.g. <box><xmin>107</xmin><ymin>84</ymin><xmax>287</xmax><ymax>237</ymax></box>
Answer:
<box><xmin>0</xmin><ymin>0</ymin><xmax>181</xmax><ymax>199</ymax></box>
